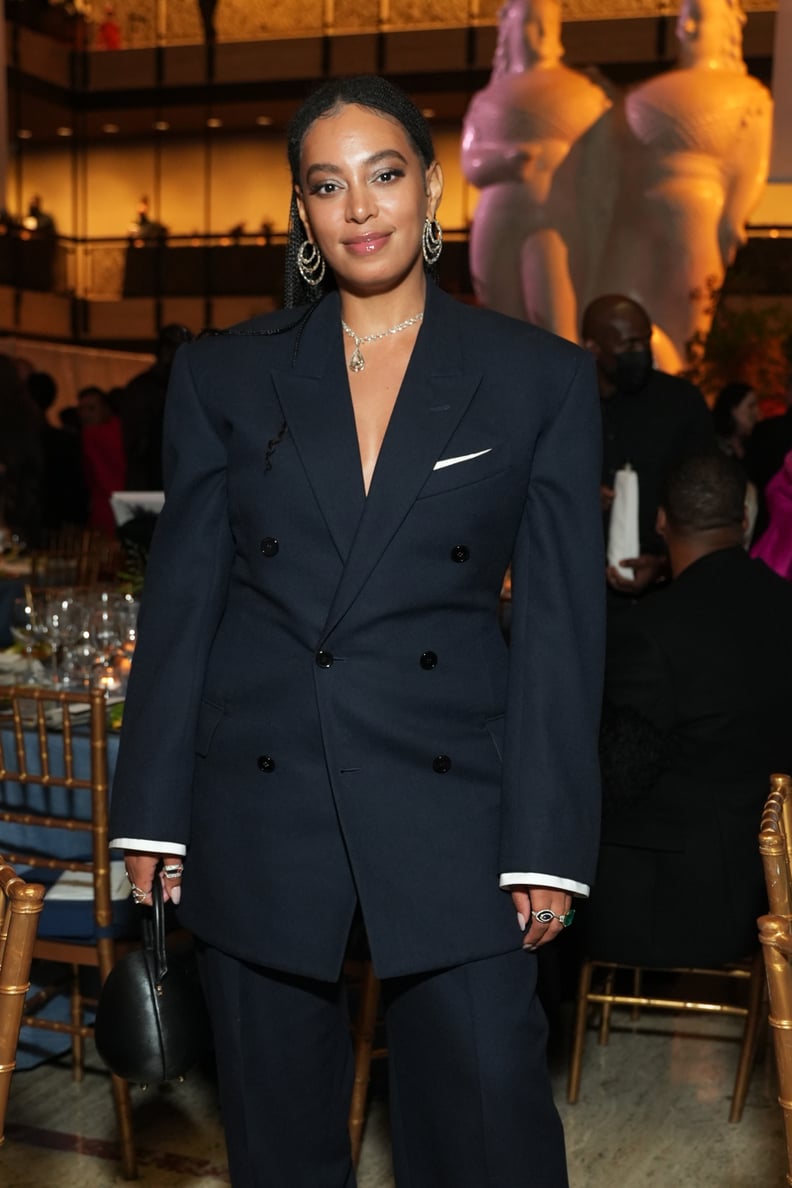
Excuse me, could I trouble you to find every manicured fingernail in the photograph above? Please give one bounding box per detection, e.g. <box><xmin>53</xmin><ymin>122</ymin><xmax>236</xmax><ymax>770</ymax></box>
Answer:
<box><xmin>517</xmin><ymin>912</ymin><xmax>527</xmax><ymax>931</ymax></box>
<box><xmin>524</xmin><ymin>943</ymin><xmax>537</xmax><ymax>951</ymax></box>
<box><xmin>170</xmin><ymin>886</ymin><xmax>181</xmax><ymax>905</ymax></box>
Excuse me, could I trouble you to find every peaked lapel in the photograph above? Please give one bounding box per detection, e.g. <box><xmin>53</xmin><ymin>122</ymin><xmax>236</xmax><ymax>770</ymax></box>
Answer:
<box><xmin>322</xmin><ymin>285</ymin><xmax>482</xmax><ymax>638</ymax></box>
<box><xmin>270</xmin><ymin>293</ymin><xmax>366</xmax><ymax>564</ymax></box>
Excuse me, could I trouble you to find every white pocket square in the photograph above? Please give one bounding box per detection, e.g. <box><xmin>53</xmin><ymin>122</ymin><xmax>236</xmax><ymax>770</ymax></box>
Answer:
<box><xmin>433</xmin><ymin>449</ymin><xmax>492</xmax><ymax>471</ymax></box>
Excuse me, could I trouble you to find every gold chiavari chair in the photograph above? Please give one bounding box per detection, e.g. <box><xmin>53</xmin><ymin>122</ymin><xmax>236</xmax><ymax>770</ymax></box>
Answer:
<box><xmin>759</xmin><ymin>773</ymin><xmax>792</xmax><ymax>917</ymax></box>
<box><xmin>347</xmin><ymin>957</ymin><xmax>385</xmax><ymax>1168</ymax></box>
<box><xmin>758</xmin><ymin>914</ymin><xmax>792</xmax><ymax>1186</ymax></box>
<box><xmin>567</xmin><ymin>952</ymin><xmax>764</xmax><ymax>1121</ymax></box>
<box><xmin>0</xmin><ymin>684</ymin><xmax>138</xmax><ymax>1178</ymax></box>
<box><xmin>759</xmin><ymin>773</ymin><xmax>792</xmax><ymax>1183</ymax></box>
<box><xmin>30</xmin><ymin>528</ymin><xmax>124</xmax><ymax>589</ymax></box>
<box><xmin>0</xmin><ymin>861</ymin><xmax>45</xmax><ymax>1147</ymax></box>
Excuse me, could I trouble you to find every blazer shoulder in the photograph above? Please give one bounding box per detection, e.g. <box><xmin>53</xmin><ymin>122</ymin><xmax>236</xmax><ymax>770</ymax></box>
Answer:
<box><xmin>175</xmin><ymin>304</ymin><xmax>314</xmax><ymax>372</ymax></box>
<box><xmin>225</xmin><ymin>304</ymin><xmax>313</xmax><ymax>336</ymax></box>
<box><xmin>444</xmin><ymin>294</ymin><xmax>591</xmax><ymax>387</ymax></box>
<box><xmin>452</xmin><ymin>298</ymin><xmax>589</xmax><ymax>369</ymax></box>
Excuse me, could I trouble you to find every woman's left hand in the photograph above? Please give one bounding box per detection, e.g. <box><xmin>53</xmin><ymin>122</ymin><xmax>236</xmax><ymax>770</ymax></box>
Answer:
<box><xmin>511</xmin><ymin>886</ymin><xmax>573</xmax><ymax>950</ymax></box>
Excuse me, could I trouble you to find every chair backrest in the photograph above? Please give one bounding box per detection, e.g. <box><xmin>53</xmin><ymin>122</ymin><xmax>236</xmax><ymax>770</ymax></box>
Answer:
<box><xmin>0</xmin><ymin>684</ymin><xmax>115</xmax><ymax>938</ymax></box>
<box><xmin>0</xmin><ymin>862</ymin><xmax>45</xmax><ymax>1146</ymax></box>
<box><xmin>759</xmin><ymin>774</ymin><xmax>792</xmax><ymax>918</ymax></box>
<box><xmin>31</xmin><ymin>528</ymin><xmax>123</xmax><ymax>589</ymax></box>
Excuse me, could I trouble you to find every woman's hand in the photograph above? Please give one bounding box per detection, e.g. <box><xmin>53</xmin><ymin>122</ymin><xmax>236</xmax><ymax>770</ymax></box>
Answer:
<box><xmin>511</xmin><ymin>886</ymin><xmax>573</xmax><ymax>950</ymax></box>
<box><xmin>125</xmin><ymin>850</ymin><xmax>184</xmax><ymax>906</ymax></box>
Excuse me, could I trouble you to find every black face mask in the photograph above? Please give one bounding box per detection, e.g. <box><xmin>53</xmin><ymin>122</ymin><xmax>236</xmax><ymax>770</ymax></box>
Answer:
<box><xmin>602</xmin><ymin>347</ymin><xmax>653</xmax><ymax>396</ymax></box>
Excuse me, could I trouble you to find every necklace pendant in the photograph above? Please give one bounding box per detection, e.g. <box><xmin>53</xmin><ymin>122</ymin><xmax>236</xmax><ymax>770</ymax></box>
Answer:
<box><xmin>349</xmin><ymin>346</ymin><xmax>365</xmax><ymax>373</ymax></box>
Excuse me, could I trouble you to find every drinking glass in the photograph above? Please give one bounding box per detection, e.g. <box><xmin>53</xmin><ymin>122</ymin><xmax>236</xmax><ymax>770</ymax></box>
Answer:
<box><xmin>10</xmin><ymin>594</ymin><xmax>51</xmax><ymax>683</ymax></box>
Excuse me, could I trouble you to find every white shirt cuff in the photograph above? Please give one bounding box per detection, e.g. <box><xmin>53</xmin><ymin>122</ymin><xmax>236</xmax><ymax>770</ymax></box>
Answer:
<box><xmin>110</xmin><ymin>837</ymin><xmax>187</xmax><ymax>856</ymax></box>
<box><xmin>499</xmin><ymin>872</ymin><xmax>589</xmax><ymax>898</ymax></box>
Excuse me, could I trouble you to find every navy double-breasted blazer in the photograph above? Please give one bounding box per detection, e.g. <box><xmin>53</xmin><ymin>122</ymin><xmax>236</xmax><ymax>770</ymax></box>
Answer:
<box><xmin>110</xmin><ymin>284</ymin><xmax>604</xmax><ymax>981</ymax></box>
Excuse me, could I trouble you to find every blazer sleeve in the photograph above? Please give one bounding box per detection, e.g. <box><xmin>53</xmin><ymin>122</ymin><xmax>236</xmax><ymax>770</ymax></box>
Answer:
<box><xmin>109</xmin><ymin>344</ymin><xmax>235</xmax><ymax>845</ymax></box>
<box><xmin>498</xmin><ymin>351</ymin><xmax>605</xmax><ymax>888</ymax></box>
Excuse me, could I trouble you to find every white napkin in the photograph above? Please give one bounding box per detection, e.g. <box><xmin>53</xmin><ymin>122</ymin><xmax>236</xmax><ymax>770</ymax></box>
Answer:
<box><xmin>607</xmin><ymin>466</ymin><xmax>640</xmax><ymax>579</ymax></box>
<box><xmin>110</xmin><ymin>490</ymin><xmax>165</xmax><ymax>528</ymax></box>
<box><xmin>0</xmin><ymin>649</ymin><xmax>45</xmax><ymax>680</ymax></box>
<box><xmin>0</xmin><ymin>648</ymin><xmax>29</xmax><ymax>674</ymax></box>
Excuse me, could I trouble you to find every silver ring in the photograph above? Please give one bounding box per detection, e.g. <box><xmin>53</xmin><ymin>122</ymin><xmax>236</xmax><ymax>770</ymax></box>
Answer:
<box><xmin>531</xmin><ymin>909</ymin><xmax>576</xmax><ymax>928</ymax></box>
<box><xmin>162</xmin><ymin>863</ymin><xmax>184</xmax><ymax>879</ymax></box>
<box><xmin>129</xmin><ymin>884</ymin><xmax>149</xmax><ymax>904</ymax></box>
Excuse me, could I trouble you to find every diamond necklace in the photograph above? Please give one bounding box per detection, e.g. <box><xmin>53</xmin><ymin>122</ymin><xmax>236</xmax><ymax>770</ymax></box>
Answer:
<box><xmin>341</xmin><ymin>311</ymin><xmax>424</xmax><ymax>373</ymax></box>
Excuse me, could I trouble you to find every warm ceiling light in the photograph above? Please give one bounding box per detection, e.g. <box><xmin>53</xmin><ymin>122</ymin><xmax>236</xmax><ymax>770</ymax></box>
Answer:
<box><xmin>56</xmin><ymin>126</ymin><xmax>73</xmax><ymax>137</ymax></box>
<box><xmin>153</xmin><ymin>120</ymin><xmax>170</xmax><ymax>131</ymax></box>
<box><xmin>421</xmin><ymin>107</ymin><xmax>436</xmax><ymax>119</ymax></box>
<box><xmin>769</xmin><ymin>228</ymin><xmax>780</xmax><ymax>239</ymax></box>
<box><xmin>17</xmin><ymin>129</ymin><xmax>33</xmax><ymax>139</ymax></box>
<box><xmin>206</xmin><ymin>117</ymin><xmax>223</xmax><ymax>128</ymax></box>
<box><xmin>256</xmin><ymin>115</ymin><xmax>273</xmax><ymax>126</ymax></box>
<box><xmin>103</xmin><ymin>123</ymin><xmax>120</xmax><ymax>134</ymax></box>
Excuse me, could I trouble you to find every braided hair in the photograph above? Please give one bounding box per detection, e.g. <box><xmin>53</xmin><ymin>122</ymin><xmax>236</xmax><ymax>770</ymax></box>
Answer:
<box><xmin>284</xmin><ymin>75</ymin><xmax>437</xmax><ymax>308</ymax></box>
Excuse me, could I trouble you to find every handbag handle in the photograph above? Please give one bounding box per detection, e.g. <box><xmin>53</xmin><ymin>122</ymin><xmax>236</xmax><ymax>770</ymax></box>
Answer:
<box><xmin>142</xmin><ymin>868</ymin><xmax>169</xmax><ymax>987</ymax></box>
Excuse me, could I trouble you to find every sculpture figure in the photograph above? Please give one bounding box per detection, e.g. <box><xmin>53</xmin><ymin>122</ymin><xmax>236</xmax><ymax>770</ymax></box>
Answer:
<box><xmin>461</xmin><ymin>0</ymin><xmax>613</xmax><ymax>342</ymax></box>
<box><xmin>602</xmin><ymin>0</ymin><xmax>772</xmax><ymax>372</ymax></box>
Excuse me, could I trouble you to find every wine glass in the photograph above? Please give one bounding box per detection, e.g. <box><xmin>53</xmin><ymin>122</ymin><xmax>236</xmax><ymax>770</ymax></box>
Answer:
<box><xmin>89</xmin><ymin>599</ymin><xmax>123</xmax><ymax>665</ymax></box>
<box><xmin>46</xmin><ymin>594</ymin><xmax>85</xmax><ymax>687</ymax></box>
<box><xmin>10</xmin><ymin>594</ymin><xmax>51</xmax><ymax>683</ymax></box>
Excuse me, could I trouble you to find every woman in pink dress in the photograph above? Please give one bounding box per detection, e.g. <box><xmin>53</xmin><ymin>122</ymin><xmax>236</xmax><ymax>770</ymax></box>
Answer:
<box><xmin>78</xmin><ymin>386</ymin><xmax>126</xmax><ymax>535</ymax></box>
<box><xmin>751</xmin><ymin>450</ymin><xmax>792</xmax><ymax>580</ymax></box>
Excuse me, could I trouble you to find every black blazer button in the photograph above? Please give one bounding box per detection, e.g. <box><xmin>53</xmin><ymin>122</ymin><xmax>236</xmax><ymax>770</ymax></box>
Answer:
<box><xmin>432</xmin><ymin>754</ymin><xmax>452</xmax><ymax>774</ymax></box>
<box><xmin>450</xmin><ymin>544</ymin><xmax>470</xmax><ymax>563</ymax></box>
<box><xmin>420</xmin><ymin>651</ymin><xmax>438</xmax><ymax>670</ymax></box>
<box><xmin>260</xmin><ymin>536</ymin><xmax>279</xmax><ymax>557</ymax></box>
<box><xmin>316</xmin><ymin>650</ymin><xmax>334</xmax><ymax>668</ymax></box>
<box><xmin>257</xmin><ymin>755</ymin><xmax>275</xmax><ymax>773</ymax></box>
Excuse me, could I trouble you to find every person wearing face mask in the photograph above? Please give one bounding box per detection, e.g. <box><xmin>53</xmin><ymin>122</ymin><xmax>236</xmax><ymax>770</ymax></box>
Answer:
<box><xmin>582</xmin><ymin>294</ymin><xmax>714</xmax><ymax>597</ymax></box>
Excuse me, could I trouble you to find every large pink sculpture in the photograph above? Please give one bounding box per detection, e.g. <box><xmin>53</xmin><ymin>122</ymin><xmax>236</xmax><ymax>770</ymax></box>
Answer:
<box><xmin>461</xmin><ymin>0</ymin><xmax>613</xmax><ymax>343</ymax></box>
<box><xmin>601</xmin><ymin>0</ymin><xmax>773</xmax><ymax>371</ymax></box>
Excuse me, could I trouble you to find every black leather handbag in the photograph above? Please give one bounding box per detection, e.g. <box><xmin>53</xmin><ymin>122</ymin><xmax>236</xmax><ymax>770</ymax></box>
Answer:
<box><xmin>94</xmin><ymin>874</ymin><xmax>210</xmax><ymax>1085</ymax></box>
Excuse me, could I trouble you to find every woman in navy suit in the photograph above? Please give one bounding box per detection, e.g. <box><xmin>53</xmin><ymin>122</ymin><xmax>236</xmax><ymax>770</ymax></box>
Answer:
<box><xmin>111</xmin><ymin>76</ymin><xmax>604</xmax><ymax>1187</ymax></box>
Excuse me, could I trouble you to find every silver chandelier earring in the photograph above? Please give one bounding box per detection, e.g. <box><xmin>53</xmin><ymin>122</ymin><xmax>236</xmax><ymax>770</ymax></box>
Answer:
<box><xmin>422</xmin><ymin>217</ymin><xmax>443</xmax><ymax>266</ymax></box>
<box><xmin>297</xmin><ymin>240</ymin><xmax>326</xmax><ymax>286</ymax></box>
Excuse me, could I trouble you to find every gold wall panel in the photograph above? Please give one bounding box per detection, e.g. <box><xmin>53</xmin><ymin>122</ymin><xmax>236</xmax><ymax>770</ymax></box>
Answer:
<box><xmin>166</xmin><ymin>0</ymin><xmax>324</xmax><ymax>41</ymax></box>
<box><xmin>87</xmin><ymin>1</ymin><xmax>778</xmax><ymax>46</ymax></box>
<box><xmin>163</xmin><ymin>2</ymin><xmax>201</xmax><ymax>44</ymax></box>
<box><xmin>387</xmin><ymin>0</ymin><xmax>470</xmax><ymax>26</ymax></box>
<box><xmin>333</xmin><ymin>0</ymin><xmax>380</xmax><ymax>30</ymax></box>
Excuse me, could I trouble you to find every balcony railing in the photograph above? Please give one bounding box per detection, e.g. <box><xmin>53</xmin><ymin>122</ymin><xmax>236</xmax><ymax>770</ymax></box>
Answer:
<box><xmin>0</xmin><ymin>226</ymin><xmax>475</xmax><ymax>302</ymax></box>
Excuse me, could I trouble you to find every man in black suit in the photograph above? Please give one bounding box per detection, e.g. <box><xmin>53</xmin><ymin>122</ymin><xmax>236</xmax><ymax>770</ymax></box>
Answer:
<box><xmin>28</xmin><ymin>371</ymin><xmax>87</xmax><ymax>530</ymax></box>
<box><xmin>585</xmin><ymin>451</ymin><xmax>792</xmax><ymax>968</ymax></box>
<box><xmin>582</xmin><ymin>295</ymin><xmax>714</xmax><ymax>598</ymax></box>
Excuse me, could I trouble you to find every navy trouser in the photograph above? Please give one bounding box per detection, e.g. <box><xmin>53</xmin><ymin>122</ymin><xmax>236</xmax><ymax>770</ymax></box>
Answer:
<box><xmin>199</xmin><ymin>943</ymin><xmax>568</xmax><ymax>1188</ymax></box>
